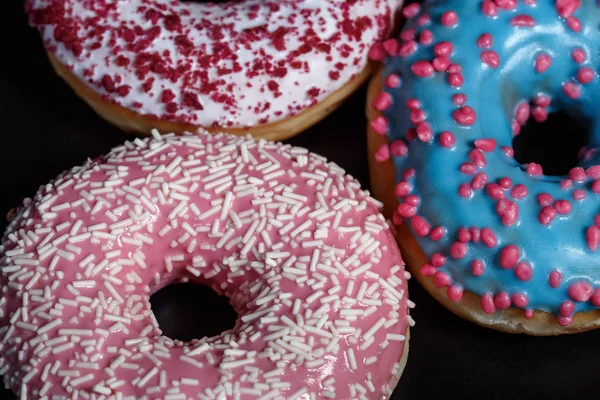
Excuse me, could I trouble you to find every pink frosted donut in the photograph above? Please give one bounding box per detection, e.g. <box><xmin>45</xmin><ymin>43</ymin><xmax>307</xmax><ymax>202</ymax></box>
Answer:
<box><xmin>0</xmin><ymin>130</ymin><xmax>411</xmax><ymax>399</ymax></box>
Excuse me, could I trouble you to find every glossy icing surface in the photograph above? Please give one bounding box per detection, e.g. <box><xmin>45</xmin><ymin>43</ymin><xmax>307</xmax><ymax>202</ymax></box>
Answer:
<box><xmin>25</xmin><ymin>0</ymin><xmax>402</xmax><ymax>128</ymax></box>
<box><xmin>0</xmin><ymin>131</ymin><xmax>409</xmax><ymax>399</ymax></box>
<box><xmin>376</xmin><ymin>0</ymin><xmax>600</xmax><ymax>323</ymax></box>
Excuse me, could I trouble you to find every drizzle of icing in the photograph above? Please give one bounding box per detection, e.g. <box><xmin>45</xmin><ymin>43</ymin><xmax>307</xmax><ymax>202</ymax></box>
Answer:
<box><xmin>25</xmin><ymin>0</ymin><xmax>402</xmax><ymax>128</ymax></box>
<box><xmin>0</xmin><ymin>130</ymin><xmax>410</xmax><ymax>399</ymax></box>
<box><xmin>374</xmin><ymin>0</ymin><xmax>600</xmax><ymax>324</ymax></box>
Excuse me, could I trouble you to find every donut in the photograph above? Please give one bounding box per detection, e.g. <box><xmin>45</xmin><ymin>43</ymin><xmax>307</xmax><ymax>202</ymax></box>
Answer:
<box><xmin>366</xmin><ymin>0</ymin><xmax>600</xmax><ymax>335</ymax></box>
<box><xmin>0</xmin><ymin>130</ymin><xmax>411</xmax><ymax>398</ymax></box>
<box><xmin>24</xmin><ymin>0</ymin><xmax>403</xmax><ymax>141</ymax></box>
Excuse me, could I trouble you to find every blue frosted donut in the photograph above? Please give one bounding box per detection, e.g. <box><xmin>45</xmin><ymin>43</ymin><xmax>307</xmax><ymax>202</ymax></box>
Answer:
<box><xmin>371</xmin><ymin>0</ymin><xmax>600</xmax><ymax>330</ymax></box>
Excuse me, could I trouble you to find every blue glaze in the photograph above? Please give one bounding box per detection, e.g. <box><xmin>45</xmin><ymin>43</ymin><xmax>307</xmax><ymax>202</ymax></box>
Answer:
<box><xmin>382</xmin><ymin>0</ymin><xmax>600</xmax><ymax>318</ymax></box>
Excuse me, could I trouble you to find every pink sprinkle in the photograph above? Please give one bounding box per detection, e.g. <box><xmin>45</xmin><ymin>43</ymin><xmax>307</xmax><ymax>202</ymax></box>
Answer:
<box><xmin>405</xmin><ymin>195</ymin><xmax>420</xmax><ymax>206</ymax></box>
<box><xmin>433</xmin><ymin>272</ymin><xmax>451</xmax><ymax>288</ymax></box>
<box><xmin>441</xmin><ymin>11</ymin><xmax>458</xmax><ymax>27</ymax></box>
<box><xmin>450</xmin><ymin>242</ymin><xmax>467</xmax><ymax>259</ymax></box>
<box><xmin>558</xmin><ymin>316</ymin><xmax>573</xmax><ymax>326</ymax></box>
<box><xmin>368</xmin><ymin>43</ymin><xmax>386</xmax><ymax>61</ymax></box>
<box><xmin>370</xmin><ymin>117</ymin><xmax>388</xmax><ymax>135</ymax></box>
<box><xmin>577</xmin><ymin>67</ymin><xmax>595</xmax><ymax>84</ymax></box>
<box><xmin>430</xmin><ymin>226</ymin><xmax>445</xmax><ymax>241</ymax></box>
<box><xmin>476</xmin><ymin>33</ymin><xmax>493</xmax><ymax>48</ymax></box>
<box><xmin>471</xmin><ymin>172</ymin><xmax>488</xmax><ymax>190</ymax></box>
<box><xmin>524</xmin><ymin>310</ymin><xmax>534</xmax><ymax>319</ymax></box>
<box><xmin>481</xmin><ymin>293</ymin><xmax>496</xmax><ymax>314</ymax></box>
<box><xmin>593</xmin><ymin>180</ymin><xmax>600</xmax><ymax>194</ymax></box>
<box><xmin>481</xmin><ymin>0</ymin><xmax>498</xmax><ymax>17</ymax></box>
<box><xmin>568</xmin><ymin>281</ymin><xmax>593</xmax><ymax>302</ymax></box>
<box><xmin>496</xmin><ymin>199</ymin><xmax>519</xmax><ymax>226</ymax></box>
<box><xmin>469</xmin><ymin>149</ymin><xmax>487</xmax><ymax>168</ymax></box>
<box><xmin>556</xmin><ymin>0</ymin><xmax>581</xmax><ymax>18</ymax></box>
<box><xmin>395</xmin><ymin>181</ymin><xmax>411</xmax><ymax>197</ymax></box>
<box><xmin>434</xmin><ymin>41</ymin><xmax>453</xmax><ymax>57</ymax></box>
<box><xmin>474</xmin><ymin>138</ymin><xmax>497</xmax><ymax>152</ymax></box>
<box><xmin>560</xmin><ymin>301</ymin><xmax>575</xmax><ymax>317</ymax></box>
<box><xmin>502</xmin><ymin>146</ymin><xmax>514</xmax><ymax>158</ymax></box>
<box><xmin>569</xmin><ymin>167</ymin><xmax>587</xmax><ymax>182</ymax></box>
<box><xmin>591</xmin><ymin>289</ymin><xmax>600</xmax><ymax>306</ymax></box>
<box><xmin>470</xmin><ymin>227</ymin><xmax>481</xmax><ymax>243</ymax></box>
<box><xmin>432</xmin><ymin>57</ymin><xmax>451</xmax><ymax>72</ymax></box>
<box><xmin>595</xmin><ymin>214</ymin><xmax>600</xmax><ymax>227</ymax></box>
<box><xmin>512</xmin><ymin>120</ymin><xmax>521</xmax><ymax>136</ymax></box>
<box><xmin>400</xmin><ymin>29</ymin><xmax>416</xmax><ymax>41</ymax></box>
<box><xmin>535</xmin><ymin>53</ymin><xmax>552</xmax><ymax>73</ymax></box>
<box><xmin>374</xmin><ymin>144</ymin><xmax>391</xmax><ymax>162</ymax></box>
<box><xmin>460</xmin><ymin>163</ymin><xmax>477</xmax><ymax>175</ymax></box>
<box><xmin>448</xmin><ymin>64</ymin><xmax>462</xmax><ymax>74</ymax></box>
<box><xmin>406</xmin><ymin>98</ymin><xmax>421</xmax><ymax>110</ymax></box>
<box><xmin>458</xmin><ymin>228</ymin><xmax>472</xmax><ymax>243</ymax></box>
<box><xmin>431</xmin><ymin>252</ymin><xmax>446</xmax><ymax>267</ymax></box>
<box><xmin>587</xmin><ymin>165</ymin><xmax>600</xmax><ymax>179</ymax></box>
<box><xmin>499</xmin><ymin>177</ymin><xmax>512</xmax><ymax>189</ymax></box>
<box><xmin>416</xmin><ymin>122</ymin><xmax>433</xmax><ymax>142</ymax></box>
<box><xmin>399</xmin><ymin>40</ymin><xmax>418</xmax><ymax>58</ymax></box>
<box><xmin>531</xmin><ymin>107</ymin><xmax>549</xmax><ymax>122</ymax></box>
<box><xmin>480</xmin><ymin>50</ymin><xmax>500</xmax><ymax>68</ymax></box>
<box><xmin>481</xmin><ymin>228</ymin><xmax>497</xmax><ymax>248</ymax></box>
<box><xmin>390</xmin><ymin>140</ymin><xmax>408</xmax><ymax>157</ymax></box>
<box><xmin>410</xmin><ymin>110</ymin><xmax>425</xmax><ymax>124</ymax></box>
<box><xmin>419</xmin><ymin>30</ymin><xmax>434</xmax><ymax>45</ymax></box>
<box><xmin>405</xmin><ymin>127</ymin><xmax>415</xmax><ymax>142</ymax></box>
<box><xmin>512</xmin><ymin>293</ymin><xmax>529</xmax><ymax>308</ymax></box>
<box><xmin>560</xmin><ymin>179</ymin><xmax>573</xmax><ymax>190</ymax></box>
<box><xmin>486</xmin><ymin>183</ymin><xmax>505</xmax><ymax>200</ymax></box>
<box><xmin>448</xmin><ymin>73</ymin><xmax>464</xmax><ymax>87</ymax></box>
<box><xmin>402</xmin><ymin>3</ymin><xmax>421</xmax><ymax>18</ymax></box>
<box><xmin>514</xmin><ymin>262</ymin><xmax>533</xmax><ymax>281</ymax></box>
<box><xmin>537</xmin><ymin>193</ymin><xmax>553</xmax><ymax>206</ymax></box>
<box><xmin>554</xmin><ymin>200</ymin><xmax>572</xmax><ymax>215</ymax></box>
<box><xmin>563</xmin><ymin>82</ymin><xmax>581</xmax><ymax>99</ymax></box>
<box><xmin>452</xmin><ymin>94</ymin><xmax>467</xmax><ymax>106</ymax></box>
<box><xmin>534</xmin><ymin>94</ymin><xmax>552</xmax><ymax>107</ymax></box>
<box><xmin>510</xmin><ymin>15</ymin><xmax>535</xmax><ymax>27</ymax></box>
<box><xmin>384</xmin><ymin>74</ymin><xmax>401</xmax><ymax>88</ymax></box>
<box><xmin>500</xmin><ymin>245</ymin><xmax>520</xmax><ymax>269</ymax></box>
<box><xmin>538</xmin><ymin>206</ymin><xmax>557</xmax><ymax>225</ymax></box>
<box><xmin>567</xmin><ymin>16</ymin><xmax>582</xmax><ymax>32</ymax></box>
<box><xmin>397</xmin><ymin>203</ymin><xmax>417</xmax><ymax>218</ymax></box>
<box><xmin>392</xmin><ymin>212</ymin><xmax>404</xmax><ymax>226</ymax></box>
<box><xmin>420</xmin><ymin>264</ymin><xmax>436</xmax><ymax>276</ymax></box>
<box><xmin>511</xmin><ymin>184</ymin><xmax>528</xmax><ymax>200</ymax></box>
<box><xmin>572</xmin><ymin>48</ymin><xmax>586</xmax><ymax>63</ymax></box>
<box><xmin>417</xmin><ymin>13</ymin><xmax>431</xmax><ymax>26</ymax></box>
<box><xmin>573</xmin><ymin>189</ymin><xmax>586</xmax><ymax>201</ymax></box>
<box><xmin>447</xmin><ymin>286</ymin><xmax>464</xmax><ymax>302</ymax></box>
<box><xmin>496</xmin><ymin>0</ymin><xmax>517</xmax><ymax>9</ymax></box>
<box><xmin>494</xmin><ymin>292</ymin><xmax>511</xmax><ymax>310</ymax></box>
<box><xmin>471</xmin><ymin>259</ymin><xmax>485</xmax><ymax>276</ymax></box>
<box><xmin>411</xmin><ymin>60</ymin><xmax>435</xmax><ymax>77</ymax></box>
<box><xmin>527</xmin><ymin>163</ymin><xmax>543</xmax><ymax>176</ymax></box>
<box><xmin>382</xmin><ymin>39</ymin><xmax>400</xmax><ymax>56</ymax></box>
<box><xmin>515</xmin><ymin>102</ymin><xmax>530</xmax><ymax>125</ymax></box>
<box><xmin>587</xmin><ymin>225</ymin><xmax>600</xmax><ymax>251</ymax></box>
<box><xmin>452</xmin><ymin>106</ymin><xmax>477</xmax><ymax>125</ymax></box>
<box><xmin>458</xmin><ymin>184</ymin><xmax>472</xmax><ymax>198</ymax></box>
<box><xmin>549</xmin><ymin>270</ymin><xmax>562</xmax><ymax>288</ymax></box>
<box><xmin>440</xmin><ymin>131</ymin><xmax>455</xmax><ymax>148</ymax></box>
<box><xmin>372</xmin><ymin>92</ymin><xmax>392</xmax><ymax>111</ymax></box>
<box><xmin>403</xmin><ymin>169</ymin><xmax>415</xmax><ymax>180</ymax></box>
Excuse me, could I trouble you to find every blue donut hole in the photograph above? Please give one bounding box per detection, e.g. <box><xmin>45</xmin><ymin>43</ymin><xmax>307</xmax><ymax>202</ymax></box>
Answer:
<box><xmin>513</xmin><ymin>110</ymin><xmax>588</xmax><ymax>176</ymax></box>
<box><xmin>150</xmin><ymin>281</ymin><xmax>237</xmax><ymax>342</ymax></box>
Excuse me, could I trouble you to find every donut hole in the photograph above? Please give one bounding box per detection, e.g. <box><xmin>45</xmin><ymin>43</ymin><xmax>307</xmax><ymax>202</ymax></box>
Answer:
<box><xmin>150</xmin><ymin>281</ymin><xmax>237</xmax><ymax>342</ymax></box>
<box><xmin>513</xmin><ymin>111</ymin><xmax>587</xmax><ymax>176</ymax></box>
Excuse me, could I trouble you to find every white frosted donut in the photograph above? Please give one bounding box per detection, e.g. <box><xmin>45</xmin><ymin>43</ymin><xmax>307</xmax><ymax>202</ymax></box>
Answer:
<box><xmin>25</xmin><ymin>0</ymin><xmax>403</xmax><ymax>138</ymax></box>
<box><xmin>0</xmin><ymin>130</ymin><xmax>411</xmax><ymax>399</ymax></box>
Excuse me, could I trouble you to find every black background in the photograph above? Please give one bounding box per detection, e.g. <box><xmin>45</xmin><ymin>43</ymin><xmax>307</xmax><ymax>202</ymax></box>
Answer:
<box><xmin>1</xmin><ymin>1</ymin><xmax>599</xmax><ymax>399</ymax></box>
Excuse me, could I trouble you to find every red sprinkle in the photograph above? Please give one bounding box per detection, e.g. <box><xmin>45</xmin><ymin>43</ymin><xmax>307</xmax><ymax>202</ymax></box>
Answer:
<box><xmin>512</xmin><ymin>293</ymin><xmax>529</xmax><ymax>308</ymax></box>
<box><xmin>411</xmin><ymin>60</ymin><xmax>435</xmax><ymax>77</ymax></box>
<box><xmin>510</xmin><ymin>15</ymin><xmax>535</xmax><ymax>27</ymax></box>
<box><xmin>538</xmin><ymin>206</ymin><xmax>558</xmax><ymax>225</ymax></box>
<box><xmin>474</xmin><ymin>138</ymin><xmax>497</xmax><ymax>152</ymax></box>
<box><xmin>390</xmin><ymin>140</ymin><xmax>409</xmax><ymax>157</ymax></box>
<box><xmin>563</xmin><ymin>82</ymin><xmax>581</xmax><ymax>99</ymax></box>
<box><xmin>556</xmin><ymin>0</ymin><xmax>581</xmax><ymax>19</ymax></box>
<box><xmin>481</xmin><ymin>293</ymin><xmax>496</xmax><ymax>314</ymax></box>
<box><xmin>572</xmin><ymin>48</ymin><xmax>586</xmax><ymax>63</ymax></box>
<box><xmin>480</xmin><ymin>51</ymin><xmax>500</xmax><ymax>68</ymax></box>
<box><xmin>395</xmin><ymin>181</ymin><xmax>411</xmax><ymax>197</ymax></box>
<box><xmin>500</xmin><ymin>245</ymin><xmax>520</xmax><ymax>269</ymax></box>
<box><xmin>374</xmin><ymin>144</ymin><xmax>390</xmax><ymax>162</ymax></box>
<box><xmin>560</xmin><ymin>301</ymin><xmax>575</xmax><ymax>317</ymax></box>
<box><xmin>535</xmin><ymin>53</ymin><xmax>552</xmax><ymax>73</ymax></box>
<box><xmin>549</xmin><ymin>270</ymin><xmax>562</xmax><ymax>288</ymax></box>
<box><xmin>447</xmin><ymin>286</ymin><xmax>464</xmax><ymax>302</ymax></box>
<box><xmin>430</xmin><ymin>227</ymin><xmax>446</xmax><ymax>241</ymax></box>
<box><xmin>527</xmin><ymin>163</ymin><xmax>543</xmax><ymax>176</ymax></box>
<box><xmin>476</xmin><ymin>33</ymin><xmax>493</xmax><ymax>48</ymax></box>
<box><xmin>494</xmin><ymin>292</ymin><xmax>511</xmax><ymax>310</ymax></box>
<box><xmin>433</xmin><ymin>272</ymin><xmax>451</xmax><ymax>288</ymax></box>
<box><xmin>434</xmin><ymin>41</ymin><xmax>453</xmax><ymax>57</ymax></box>
<box><xmin>586</xmin><ymin>225</ymin><xmax>600</xmax><ymax>251</ymax></box>
<box><xmin>450</xmin><ymin>242</ymin><xmax>468</xmax><ymax>259</ymax></box>
<box><xmin>452</xmin><ymin>106</ymin><xmax>477</xmax><ymax>125</ymax></box>
<box><xmin>440</xmin><ymin>131</ymin><xmax>456</xmax><ymax>148</ymax></box>
<box><xmin>411</xmin><ymin>216</ymin><xmax>431</xmax><ymax>237</ymax></box>
<box><xmin>441</xmin><ymin>11</ymin><xmax>458</xmax><ymax>27</ymax></box>
<box><xmin>472</xmin><ymin>259</ymin><xmax>485</xmax><ymax>276</ymax></box>
<box><xmin>554</xmin><ymin>200</ymin><xmax>572</xmax><ymax>215</ymax></box>
<box><xmin>514</xmin><ymin>262</ymin><xmax>533</xmax><ymax>281</ymax></box>
<box><xmin>372</xmin><ymin>92</ymin><xmax>392</xmax><ymax>111</ymax></box>
<box><xmin>370</xmin><ymin>117</ymin><xmax>388</xmax><ymax>135</ymax></box>
<box><xmin>511</xmin><ymin>184</ymin><xmax>528</xmax><ymax>200</ymax></box>
<box><xmin>568</xmin><ymin>281</ymin><xmax>593</xmax><ymax>302</ymax></box>
<box><xmin>384</xmin><ymin>74</ymin><xmax>401</xmax><ymax>88</ymax></box>
<box><xmin>577</xmin><ymin>67</ymin><xmax>595</xmax><ymax>84</ymax></box>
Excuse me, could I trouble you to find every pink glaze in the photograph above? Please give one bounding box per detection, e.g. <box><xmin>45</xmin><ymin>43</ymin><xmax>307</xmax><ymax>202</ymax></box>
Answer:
<box><xmin>0</xmin><ymin>131</ymin><xmax>410</xmax><ymax>399</ymax></box>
